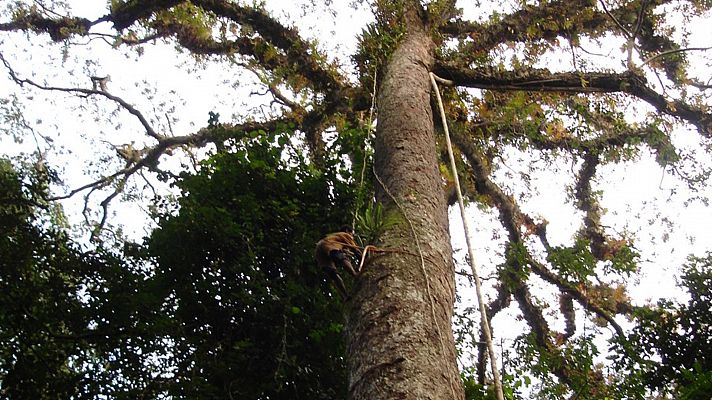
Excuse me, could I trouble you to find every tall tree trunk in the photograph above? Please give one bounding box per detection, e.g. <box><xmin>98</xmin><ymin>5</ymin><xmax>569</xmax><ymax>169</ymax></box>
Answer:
<box><xmin>346</xmin><ymin>6</ymin><xmax>464</xmax><ymax>400</ymax></box>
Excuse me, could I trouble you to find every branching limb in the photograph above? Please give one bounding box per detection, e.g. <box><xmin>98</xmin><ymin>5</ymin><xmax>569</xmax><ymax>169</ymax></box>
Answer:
<box><xmin>439</xmin><ymin>0</ymin><xmax>598</xmax><ymax>49</ymax></box>
<box><xmin>1</xmin><ymin>0</ymin><xmax>369</xmax><ymax>167</ymax></box>
<box><xmin>528</xmin><ymin>259</ymin><xmax>626</xmax><ymax>338</ymax></box>
<box><xmin>440</xmin><ymin>0</ymin><xmax>686</xmax><ymax>81</ymax></box>
<box><xmin>598</xmin><ymin>0</ymin><xmax>632</xmax><ymax>40</ymax></box>
<box><xmin>0</xmin><ymin>7</ymin><xmax>93</xmax><ymax>41</ymax></box>
<box><xmin>50</xmin><ymin>118</ymin><xmax>290</xmax><ymax>235</ymax></box>
<box><xmin>450</xmin><ymin>128</ymin><xmax>578</xmax><ymax>383</ymax></box>
<box><xmin>1</xmin><ymin>1</ymin><xmax>350</xmax><ymax>100</ymax></box>
<box><xmin>452</xmin><ymin>109</ymin><xmax>641</xmax><ymax>317</ymax></box>
<box><xmin>4</xmin><ymin>37</ymin><xmax>347</xmax><ymax>228</ymax></box>
<box><xmin>433</xmin><ymin>66</ymin><xmax>712</xmax><ymax>136</ymax></box>
<box><xmin>0</xmin><ymin>53</ymin><xmax>161</xmax><ymax>140</ymax></box>
<box><xmin>112</xmin><ymin>0</ymin><xmax>346</xmax><ymax>96</ymax></box>
<box><xmin>450</xmin><ymin>127</ymin><xmax>637</xmax><ymax>387</ymax></box>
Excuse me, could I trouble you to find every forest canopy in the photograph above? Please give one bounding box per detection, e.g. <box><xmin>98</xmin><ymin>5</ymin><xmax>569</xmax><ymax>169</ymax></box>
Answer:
<box><xmin>1</xmin><ymin>0</ymin><xmax>711</xmax><ymax>399</ymax></box>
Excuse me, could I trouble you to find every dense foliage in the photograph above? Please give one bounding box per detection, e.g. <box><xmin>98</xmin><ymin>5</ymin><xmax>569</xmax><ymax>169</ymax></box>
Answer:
<box><xmin>142</xmin><ymin>129</ymin><xmax>356</xmax><ymax>398</ymax></box>
<box><xmin>0</xmin><ymin>159</ymin><xmax>136</xmax><ymax>398</ymax></box>
<box><xmin>618</xmin><ymin>254</ymin><xmax>712</xmax><ymax>399</ymax></box>
<box><xmin>0</xmin><ymin>126</ymin><xmax>360</xmax><ymax>398</ymax></box>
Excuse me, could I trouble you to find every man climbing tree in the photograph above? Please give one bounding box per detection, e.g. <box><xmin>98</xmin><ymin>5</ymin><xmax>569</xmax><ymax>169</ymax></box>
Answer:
<box><xmin>1</xmin><ymin>1</ymin><xmax>711</xmax><ymax>399</ymax></box>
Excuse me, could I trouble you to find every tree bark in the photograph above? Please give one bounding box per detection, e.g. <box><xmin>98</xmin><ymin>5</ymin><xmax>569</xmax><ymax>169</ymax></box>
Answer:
<box><xmin>346</xmin><ymin>7</ymin><xmax>464</xmax><ymax>400</ymax></box>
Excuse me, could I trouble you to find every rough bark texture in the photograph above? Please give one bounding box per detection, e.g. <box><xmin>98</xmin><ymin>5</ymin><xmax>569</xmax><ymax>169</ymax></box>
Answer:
<box><xmin>345</xmin><ymin>11</ymin><xmax>464</xmax><ymax>400</ymax></box>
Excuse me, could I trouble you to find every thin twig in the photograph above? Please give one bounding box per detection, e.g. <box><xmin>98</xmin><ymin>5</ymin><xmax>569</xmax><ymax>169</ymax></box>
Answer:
<box><xmin>598</xmin><ymin>0</ymin><xmax>632</xmax><ymax>39</ymax></box>
<box><xmin>0</xmin><ymin>53</ymin><xmax>162</xmax><ymax>140</ymax></box>
<box><xmin>642</xmin><ymin>46</ymin><xmax>712</xmax><ymax>66</ymax></box>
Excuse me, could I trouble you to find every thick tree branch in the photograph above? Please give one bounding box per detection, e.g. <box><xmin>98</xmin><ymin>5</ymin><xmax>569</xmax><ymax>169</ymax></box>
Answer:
<box><xmin>109</xmin><ymin>0</ymin><xmax>184</xmax><ymax>30</ymax></box>
<box><xmin>193</xmin><ymin>0</ymin><xmax>344</xmax><ymax>95</ymax></box>
<box><xmin>528</xmin><ymin>259</ymin><xmax>626</xmax><ymax>338</ymax></box>
<box><xmin>433</xmin><ymin>67</ymin><xmax>712</xmax><ymax>136</ymax></box>
<box><xmin>0</xmin><ymin>8</ymin><xmax>93</xmax><ymax>40</ymax></box>
<box><xmin>433</xmin><ymin>66</ymin><xmax>638</xmax><ymax>92</ymax></box>
<box><xmin>440</xmin><ymin>0</ymin><xmax>688</xmax><ymax>81</ymax></box>
<box><xmin>440</xmin><ymin>0</ymin><xmax>599</xmax><ymax>49</ymax></box>
<box><xmin>574</xmin><ymin>153</ymin><xmax>609</xmax><ymax>260</ymax></box>
<box><xmin>1</xmin><ymin>1</ymin><xmax>347</xmax><ymax>97</ymax></box>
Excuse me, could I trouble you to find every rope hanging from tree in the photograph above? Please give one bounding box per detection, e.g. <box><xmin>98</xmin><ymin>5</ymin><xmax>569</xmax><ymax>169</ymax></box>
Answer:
<box><xmin>429</xmin><ymin>72</ymin><xmax>505</xmax><ymax>400</ymax></box>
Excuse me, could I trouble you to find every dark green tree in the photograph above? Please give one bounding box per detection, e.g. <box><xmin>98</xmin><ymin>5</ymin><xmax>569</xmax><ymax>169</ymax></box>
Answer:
<box><xmin>616</xmin><ymin>253</ymin><xmax>712</xmax><ymax>399</ymax></box>
<box><xmin>0</xmin><ymin>126</ymin><xmax>360</xmax><ymax>398</ymax></box>
<box><xmin>0</xmin><ymin>158</ymin><xmax>149</xmax><ymax>398</ymax></box>
<box><xmin>142</xmin><ymin>130</ymin><xmax>356</xmax><ymax>398</ymax></box>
